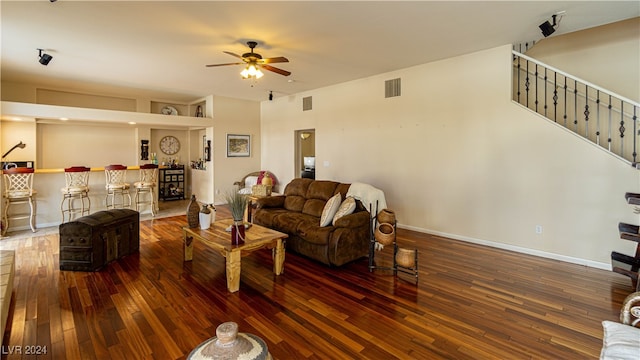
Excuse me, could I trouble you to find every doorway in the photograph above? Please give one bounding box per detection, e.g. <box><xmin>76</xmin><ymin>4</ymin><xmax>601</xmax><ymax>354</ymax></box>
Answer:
<box><xmin>296</xmin><ymin>129</ymin><xmax>315</xmax><ymax>179</ymax></box>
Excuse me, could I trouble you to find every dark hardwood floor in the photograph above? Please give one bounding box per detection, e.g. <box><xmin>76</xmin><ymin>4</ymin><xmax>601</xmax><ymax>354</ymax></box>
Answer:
<box><xmin>0</xmin><ymin>206</ymin><xmax>633</xmax><ymax>359</ymax></box>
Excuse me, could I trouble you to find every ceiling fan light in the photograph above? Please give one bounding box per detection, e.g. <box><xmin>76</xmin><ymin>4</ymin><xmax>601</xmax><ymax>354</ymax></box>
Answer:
<box><xmin>255</xmin><ymin>69</ymin><xmax>264</xmax><ymax>79</ymax></box>
<box><xmin>247</xmin><ymin>64</ymin><xmax>258</xmax><ymax>76</ymax></box>
<box><xmin>240</xmin><ymin>68</ymin><xmax>250</xmax><ymax>78</ymax></box>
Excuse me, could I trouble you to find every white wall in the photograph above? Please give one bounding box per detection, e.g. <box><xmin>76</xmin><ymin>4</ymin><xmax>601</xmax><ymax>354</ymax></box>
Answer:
<box><xmin>526</xmin><ymin>17</ymin><xmax>639</xmax><ymax>101</ymax></box>
<box><xmin>260</xmin><ymin>44</ymin><xmax>639</xmax><ymax>268</ymax></box>
<box><xmin>211</xmin><ymin>96</ymin><xmax>261</xmax><ymax>203</ymax></box>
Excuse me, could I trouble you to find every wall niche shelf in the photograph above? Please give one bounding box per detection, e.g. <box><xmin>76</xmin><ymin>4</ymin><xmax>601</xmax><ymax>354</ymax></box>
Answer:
<box><xmin>150</xmin><ymin>97</ymin><xmax>209</xmax><ymax>118</ymax></box>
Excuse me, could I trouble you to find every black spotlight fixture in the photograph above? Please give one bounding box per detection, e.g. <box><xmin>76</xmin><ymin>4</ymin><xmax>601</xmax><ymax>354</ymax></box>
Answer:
<box><xmin>539</xmin><ymin>14</ymin><xmax>559</xmax><ymax>37</ymax></box>
<box><xmin>269</xmin><ymin>91</ymin><xmax>273</xmax><ymax>101</ymax></box>
<box><xmin>37</xmin><ymin>48</ymin><xmax>53</xmax><ymax>65</ymax></box>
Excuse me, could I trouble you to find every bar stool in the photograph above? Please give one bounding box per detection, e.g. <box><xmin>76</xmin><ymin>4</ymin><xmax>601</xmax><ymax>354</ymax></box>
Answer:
<box><xmin>104</xmin><ymin>164</ymin><xmax>131</xmax><ymax>209</ymax></box>
<box><xmin>134</xmin><ymin>164</ymin><xmax>158</xmax><ymax>216</ymax></box>
<box><xmin>60</xmin><ymin>166</ymin><xmax>91</xmax><ymax>223</ymax></box>
<box><xmin>2</xmin><ymin>167</ymin><xmax>36</xmax><ymax>236</ymax></box>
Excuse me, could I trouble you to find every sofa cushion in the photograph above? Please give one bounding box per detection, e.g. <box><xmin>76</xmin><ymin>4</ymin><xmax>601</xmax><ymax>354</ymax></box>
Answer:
<box><xmin>320</xmin><ymin>193</ymin><xmax>342</xmax><ymax>227</ymax></box>
<box><xmin>302</xmin><ymin>199</ymin><xmax>327</xmax><ymax>217</ymax></box>
<box><xmin>306</xmin><ymin>181</ymin><xmax>339</xmax><ymax>201</ymax></box>
<box><xmin>298</xmin><ymin>221</ymin><xmax>335</xmax><ymax>245</ymax></box>
<box><xmin>283</xmin><ymin>178</ymin><xmax>313</xmax><ymax>212</ymax></box>
<box><xmin>252</xmin><ymin>208</ymin><xmax>288</xmax><ymax>228</ymax></box>
<box><xmin>284</xmin><ymin>178</ymin><xmax>313</xmax><ymax>197</ymax></box>
<box><xmin>600</xmin><ymin>320</ymin><xmax>640</xmax><ymax>359</ymax></box>
<box><xmin>273</xmin><ymin>212</ymin><xmax>315</xmax><ymax>235</ymax></box>
<box><xmin>284</xmin><ymin>195</ymin><xmax>307</xmax><ymax>212</ymax></box>
<box><xmin>332</xmin><ymin>197</ymin><xmax>356</xmax><ymax>225</ymax></box>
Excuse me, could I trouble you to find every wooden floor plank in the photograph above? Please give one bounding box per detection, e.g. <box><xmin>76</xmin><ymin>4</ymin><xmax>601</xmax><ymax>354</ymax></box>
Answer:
<box><xmin>0</xmin><ymin>204</ymin><xmax>633</xmax><ymax>359</ymax></box>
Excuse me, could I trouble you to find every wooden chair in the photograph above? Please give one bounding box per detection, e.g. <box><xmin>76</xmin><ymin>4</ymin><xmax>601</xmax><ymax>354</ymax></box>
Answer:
<box><xmin>2</xmin><ymin>167</ymin><xmax>37</xmax><ymax>236</ymax></box>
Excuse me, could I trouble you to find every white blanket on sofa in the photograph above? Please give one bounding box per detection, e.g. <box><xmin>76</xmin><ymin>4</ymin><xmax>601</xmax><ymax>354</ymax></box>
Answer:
<box><xmin>346</xmin><ymin>182</ymin><xmax>387</xmax><ymax>215</ymax></box>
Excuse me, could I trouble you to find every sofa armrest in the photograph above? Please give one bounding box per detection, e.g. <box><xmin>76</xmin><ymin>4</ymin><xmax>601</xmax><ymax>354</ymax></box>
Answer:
<box><xmin>333</xmin><ymin>210</ymin><xmax>370</xmax><ymax>228</ymax></box>
<box><xmin>255</xmin><ymin>195</ymin><xmax>285</xmax><ymax>209</ymax></box>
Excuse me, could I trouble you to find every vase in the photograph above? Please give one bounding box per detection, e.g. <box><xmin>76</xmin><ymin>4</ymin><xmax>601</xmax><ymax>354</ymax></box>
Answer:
<box><xmin>396</xmin><ymin>247</ymin><xmax>417</xmax><ymax>268</ymax></box>
<box><xmin>199</xmin><ymin>212</ymin><xmax>211</xmax><ymax>230</ymax></box>
<box><xmin>262</xmin><ymin>172</ymin><xmax>273</xmax><ymax>186</ymax></box>
<box><xmin>187</xmin><ymin>194</ymin><xmax>200</xmax><ymax>228</ymax></box>
<box><xmin>231</xmin><ymin>220</ymin><xmax>245</xmax><ymax>245</ymax></box>
<box><xmin>374</xmin><ymin>223</ymin><xmax>395</xmax><ymax>246</ymax></box>
<box><xmin>377</xmin><ymin>208</ymin><xmax>396</xmax><ymax>225</ymax></box>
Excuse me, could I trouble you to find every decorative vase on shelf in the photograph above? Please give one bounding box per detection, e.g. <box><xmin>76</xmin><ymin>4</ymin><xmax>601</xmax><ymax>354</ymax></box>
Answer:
<box><xmin>199</xmin><ymin>204</ymin><xmax>212</xmax><ymax>230</ymax></box>
<box><xmin>187</xmin><ymin>194</ymin><xmax>200</xmax><ymax>228</ymax></box>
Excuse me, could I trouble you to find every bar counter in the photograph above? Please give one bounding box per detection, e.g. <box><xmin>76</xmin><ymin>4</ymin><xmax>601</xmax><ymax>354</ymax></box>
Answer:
<box><xmin>5</xmin><ymin>165</ymin><xmax>175</xmax><ymax>232</ymax></box>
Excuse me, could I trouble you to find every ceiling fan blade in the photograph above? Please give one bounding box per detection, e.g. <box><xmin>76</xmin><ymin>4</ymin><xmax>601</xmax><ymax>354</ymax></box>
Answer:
<box><xmin>262</xmin><ymin>64</ymin><xmax>291</xmax><ymax>76</ymax></box>
<box><xmin>205</xmin><ymin>62</ymin><xmax>244</xmax><ymax>67</ymax></box>
<box><xmin>223</xmin><ymin>51</ymin><xmax>244</xmax><ymax>59</ymax></box>
<box><xmin>260</xmin><ymin>56</ymin><xmax>289</xmax><ymax>64</ymax></box>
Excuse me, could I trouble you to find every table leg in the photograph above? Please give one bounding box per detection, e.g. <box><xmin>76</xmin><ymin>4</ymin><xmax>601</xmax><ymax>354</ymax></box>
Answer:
<box><xmin>184</xmin><ymin>232</ymin><xmax>193</xmax><ymax>261</ymax></box>
<box><xmin>273</xmin><ymin>238</ymin><xmax>285</xmax><ymax>275</ymax></box>
<box><xmin>226</xmin><ymin>250</ymin><xmax>241</xmax><ymax>292</ymax></box>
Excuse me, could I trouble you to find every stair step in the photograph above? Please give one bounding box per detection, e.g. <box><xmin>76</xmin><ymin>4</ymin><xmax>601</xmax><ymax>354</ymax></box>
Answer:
<box><xmin>611</xmin><ymin>251</ymin><xmax>640</xmax><ymax>267</ymax></box>
<box><xmin>625</xmin><ymin>192</ymin><xmax>640</xmax><ymax>205</ymax></box>
<box><xmin>619</xmin><ymin>222</ymin><xmax>640</xmax><ymax>243</ymax></box>
<box><xmin>612</xmin><ymin>266</ymin><xmax>639</xmax><ymax>281</ymax></box>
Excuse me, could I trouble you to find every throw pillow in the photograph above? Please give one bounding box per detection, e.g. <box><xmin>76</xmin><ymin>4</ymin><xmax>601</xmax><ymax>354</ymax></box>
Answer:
<box><xmin>332</xmin><ymin>197</ymin><xmax>356</xmax><ymax>225</ymax></box>
<box><xmin>600</xmin><ymin>320</ymin><xmax>640</xmax><ymax>360</ymax></box>
<box><xmin>320</xmin><ymin>193</ymin><xmax>342</xmax><ymax>227</ymax></box>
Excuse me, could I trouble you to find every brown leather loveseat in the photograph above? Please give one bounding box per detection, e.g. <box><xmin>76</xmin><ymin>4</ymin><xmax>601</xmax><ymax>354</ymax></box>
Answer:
<box><xmin>253</xmin><ymin>178</ymin><xmax>370</xmax><ymax>266</ymax></box>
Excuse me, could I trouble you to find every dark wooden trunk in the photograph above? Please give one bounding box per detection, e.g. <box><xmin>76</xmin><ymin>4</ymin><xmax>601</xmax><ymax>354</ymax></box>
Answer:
<box><xmin>58</xmin><ymin>209</ymin><xmax>139</xmax><ymax>271</ymax></box>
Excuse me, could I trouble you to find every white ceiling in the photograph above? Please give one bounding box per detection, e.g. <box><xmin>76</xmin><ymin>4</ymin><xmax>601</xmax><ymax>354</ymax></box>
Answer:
<box><xmin>2</xmin><ymin>1</ymin><xmax>639</xmax><ymax>103</ymax></box>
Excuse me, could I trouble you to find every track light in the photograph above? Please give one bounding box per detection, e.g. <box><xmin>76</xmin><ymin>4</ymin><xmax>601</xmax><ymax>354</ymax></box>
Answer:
<box><xmin>539</xmin><ymin>13</ymin><xmax>563</xmax><ymax>37</ymax></box>
<box><xmin>37</xmin><ymin>48</ymin><xmax>52</xmax><ymax>65</ymax></box>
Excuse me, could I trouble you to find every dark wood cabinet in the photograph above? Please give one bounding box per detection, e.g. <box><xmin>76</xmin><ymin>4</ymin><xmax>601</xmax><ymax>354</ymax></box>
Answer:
<box><xmin>159</xmin><ymin>166</ymin><xmax>185</xmax><ymax>201</ymax></box>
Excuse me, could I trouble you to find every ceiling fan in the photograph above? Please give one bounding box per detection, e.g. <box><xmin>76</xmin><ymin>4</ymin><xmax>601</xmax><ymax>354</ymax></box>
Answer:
<box><xmin>206</xmin><ymin>41</ymin><xmax>291</xmax><ymax>78</ymax></box>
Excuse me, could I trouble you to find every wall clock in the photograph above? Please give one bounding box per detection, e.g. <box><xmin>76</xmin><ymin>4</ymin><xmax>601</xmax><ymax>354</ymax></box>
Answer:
<box><xmin>160</xmin><ymin>135</ymin><xmax>180</xmax><ymax>155</ymax></box>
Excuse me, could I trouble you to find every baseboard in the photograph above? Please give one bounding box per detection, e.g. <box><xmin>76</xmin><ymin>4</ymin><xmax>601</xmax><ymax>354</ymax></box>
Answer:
<box><xmin>398</xmin><ymin>223</ymin><xmax>611</xmax><ymax>271</ymax></box>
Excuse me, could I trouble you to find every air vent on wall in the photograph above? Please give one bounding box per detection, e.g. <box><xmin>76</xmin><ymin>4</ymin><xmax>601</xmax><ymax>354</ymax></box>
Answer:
<box><xmin>385</xmin><ymin>78</ymin><xmax>401</xmax><ymax>98</ymax></box>
<box><xmin>303</xmin><ymin>96</ymin><xmax>313</xmax><ymax>111</ymax></box>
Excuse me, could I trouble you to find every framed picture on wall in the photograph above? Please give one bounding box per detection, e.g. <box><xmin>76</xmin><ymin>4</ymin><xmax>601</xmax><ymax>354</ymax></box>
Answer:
<box><xmin>226</xmin><ymin>134</ymin><xmax>250</xmax><ymax>157</ymax></box>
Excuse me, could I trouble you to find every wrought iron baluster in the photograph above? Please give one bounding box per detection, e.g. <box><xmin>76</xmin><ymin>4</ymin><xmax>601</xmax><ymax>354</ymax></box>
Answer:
<box><xmin>620</xmin><ymin>101</ymin><xmax>625</xmax><ymax>156</ymax></box>
<box><xmin>608</xmin><ymin>95</ymin><xmax>613</xmax><ymax>152</ymax></box>
<box><xmin>584</xmin><ymin>86</ymin><xmax>589</xmax><ymax>137</ymax></box>
<box><xmin>543</xmin><ymin>68</ymin><xmax>548</xmax><ymax>117</ymax></box>
<box><xmin>535</xmin><ymin>64</ymin><xmax>539</xmax><ymax>113</ymax></box>
<box><xmin>633</xmin><ymin>106</ymin><xmax>637</xmax><ymax>164</ymax></box>
<box><xmin>553</xmin><ymin>72</ymin><xmax>558</xmax><ymax>122</ymax></box>
<box><xmin>525</xmin><ymin>60</ymin><xmax>530</xmax><ymax>108</ymax></box>
<box><xmin>596</xmin><ymin>90</ymin><xmax>600</xmax><ymax>146</ymax></box>
<box><xmin>516</xmin><ymin>56</ymin><xmax>521</xmax><ymax>102</ymax></box>
<box><xmin>564</xmin><ymin>77</ymin><xmax>568</xmax><ymax>127</ymax></box>
<box><xmin>574</xmin><ymin>80</ymin><xmax>578</xmax><ymax>132</ymax></box>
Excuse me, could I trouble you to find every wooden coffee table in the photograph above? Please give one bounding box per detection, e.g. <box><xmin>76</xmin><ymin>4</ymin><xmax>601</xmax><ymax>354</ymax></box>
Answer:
<box><xmin>183</xmin><ymin>219</ymin><xmax>288</xmax><ymax>292</ymax></box>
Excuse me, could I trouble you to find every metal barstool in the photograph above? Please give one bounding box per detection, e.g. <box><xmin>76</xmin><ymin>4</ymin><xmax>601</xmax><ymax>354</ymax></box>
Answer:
<box><xmin>60</xmin><ymin>166</ymin><xmax>91</xmax><ymax>222</ymax></box>
<box><xmin>104</xmin><ymin>164</ymin><xmax>131</xmax><ymax>209</ymax></box>
<box><xmin>134</xmin><ymin>164</ymin><xmax>158</xmax><ymax>216</ymax></box>
<box><xmin>2</xmin><ymin>167</ymin><xmax>37</xmax><ymax>236</ymax></box>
